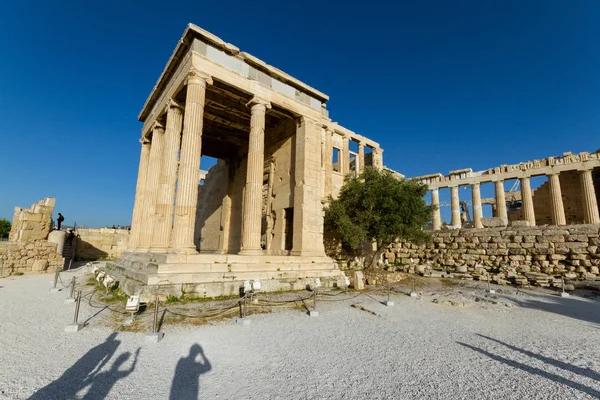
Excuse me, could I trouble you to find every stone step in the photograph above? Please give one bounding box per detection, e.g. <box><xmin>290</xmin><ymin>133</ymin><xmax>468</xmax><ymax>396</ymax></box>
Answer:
<box><xmin>147</xmin><ymin>269</ymin><xmax>345</xmax><ymax>285</ymax></box>
<box><xmin>157</xmin><ymin>261</ymin><xmax>336</xmax><ymax>274</ymax></box>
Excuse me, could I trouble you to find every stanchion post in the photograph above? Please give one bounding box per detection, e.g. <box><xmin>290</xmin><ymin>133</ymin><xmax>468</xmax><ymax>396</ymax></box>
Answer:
<box><xmin>309</xmin><ymin>286</ymin><xmax>319</xmax><ymax>317</ymax></box>
<box><xmin>146</xmin><ymin>296</ymin><xmax>164</xmax><ymax>342</ymax></box>
<box><xmin>236</xmin><ymin>293</ymin><xmax>252</xmax><ymax>325</ymax></box>
<box><xmin>65</xmin><ymin>290</ymin><xmax>84</xmax><ymax>332</ymax></box>
<box><xmin>50</xmin><ymin>267</ymin><xmax>61</xmax><ymax>293</ymax></box>
<box><xmin>410</xmin><ymin>274</ymin><xmax>418</xmax><ymax>298</ymax></box>
<box><xmin>560</xmin><ymin>275</ymin><xmax>570</xmax><ymax>297</ymax></box>
<box><xmin>64</xmin><ymin>277</ymin><xmax>77</xmax><ymax>304</ymax></box>
<box><xmin>384</xmin><ymin>278</ymin><xmax>394</xmax><ymax>306</ymax></box>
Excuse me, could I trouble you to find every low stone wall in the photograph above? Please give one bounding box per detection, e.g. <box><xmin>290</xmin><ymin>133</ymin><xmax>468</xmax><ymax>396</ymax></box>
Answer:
<box><xmin>0</xmin><ymin>241</ymin><xmax>64</xmax><ymax>276</ymax></box>
<box><xmin>75</xmin><ymin>228</ymin><xmax>129</xmax><ymax>260</ymax></box>
<box><xmin>384</xmin><ymin>224</ymin><xmax>600</xmax><ymax>279</ymax></box>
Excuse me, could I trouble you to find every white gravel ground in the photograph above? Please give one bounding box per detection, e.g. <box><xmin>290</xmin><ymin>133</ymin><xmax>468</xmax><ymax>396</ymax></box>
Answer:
<box><xmin>1</xmin><ymin>269</ymin><xmax>600</xmax><ymax>400</ymax></box>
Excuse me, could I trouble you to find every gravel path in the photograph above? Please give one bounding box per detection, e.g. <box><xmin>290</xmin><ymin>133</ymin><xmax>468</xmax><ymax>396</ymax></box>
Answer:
<box><xmin>1</xmin><ymin>270</ymin><xmax>599</xmax><ymax>399</ymax></box>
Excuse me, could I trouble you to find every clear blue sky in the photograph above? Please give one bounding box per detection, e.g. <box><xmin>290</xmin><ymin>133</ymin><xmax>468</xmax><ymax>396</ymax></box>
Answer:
<box><xmin>1</xmin><ymin>0</ymin><xmax>599</xmax><ymax>227</ymax></box>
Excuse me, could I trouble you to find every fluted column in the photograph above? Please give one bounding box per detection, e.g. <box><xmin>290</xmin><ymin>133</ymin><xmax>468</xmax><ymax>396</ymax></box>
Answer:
<box><xmin>324</xmin><ymin>129</ymin><xmax>333</xmax><ymax>197</ymax></box>
<box><xmin>239</xmin><ymin>97</ymin><xmax>271</xmax><ymax>255</ymax></box>
<box><xmin>520</xmin><ymin>176</ymin><xmax>536</xmax><ymax>226</ymax></box>
<box><xmin>138</xmin><ymin>122</ymin><xmax>164</xmax><ymax>250</ymax></box>
<box><xmin>341</xmin><ymin>136</ymin><xmax>350</xmax><ymax>175</ymax></box>
<box><xmin>170</xmin><ymin>69</ymin><xmax>212</xmax><ymax>254</ymax></box>
<box><xmin>471</xmin><ymin>183</ymin><xmax>483</xmax><ymax>228</ymax></box>
<box><xmin>128</xmin><ymin>139</ymin><xmax>151</xmax><ymax>250</ymax></box>
<box><xmin>547</xmin><ymin>172</ymin><xmax>566</xmax><ymax>226</ymax></box>
<box><xmin>358</xmin><ymin>142</ymin><xmax>365</xmax><ymax>171</ymax></box>
<box><xmin>431</xmin><ymin>188</ymin><xmax>441</xmax><ymax>231</ymax></box>
<box><xmin>580</xmin><ymin>169</ymin><xmax>600</xmax><ymax>224</ymax></box>
<box><xmin>494</xmin><ymin>180</ymin><xmax>507</xmax><ymax>220</ymax></box>
<box><xmin>450</xmin><ymin>185</ymin><xmax>461</xmax><ymax>228</ymax></box>
<box><xmin>150</xmin><ymin>100</ymin><xmax>183</xmax><ymax>252</ymax></box>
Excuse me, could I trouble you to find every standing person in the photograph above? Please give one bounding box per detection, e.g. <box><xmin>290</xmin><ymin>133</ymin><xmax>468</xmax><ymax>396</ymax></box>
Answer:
<box><xmin>67</xmin><ymin>229</ymin><xmax>75</xmax><ymax>246</ymax></box>
<box><xmin>57</xmin><ymin>213</ymin><xmax>65</xmax><ymax>230</ymax></box>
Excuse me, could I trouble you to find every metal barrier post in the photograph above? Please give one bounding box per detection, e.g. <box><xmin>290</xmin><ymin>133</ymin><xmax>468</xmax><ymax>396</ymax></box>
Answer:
<box><xmin>65</xmin><ymin>290</ymin><xmax>84</xmax><ymax>332</ymax></box>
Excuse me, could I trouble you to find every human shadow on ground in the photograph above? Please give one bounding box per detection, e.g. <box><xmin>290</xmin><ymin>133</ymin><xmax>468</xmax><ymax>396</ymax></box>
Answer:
<box><xmin>169</xmin><ymin>344</ymin><xmax>212</xmax><ymax>400</ymax></box>
<box><xmin>507</xmin><ymin>291</ymin><xmax>600</xmax><ymax>326</ymax></box>
<box><xmin>82</xmin><ymin>348</ymin><xmax>140</xmax><ymax>400</ymax></box>
<box><xmin>29</xmin><ymin>333</ymin><xmax>140</xmax><ymax>400</ymax></box>
<box><xmin>476</xmin><ymin>334</ymin><xmax>600</xmax><ymax>382</ymax></box>
<box><xmin>457</xmin><ymin>341</ymin><xmax>600</xmax><ymax>398</ymax></box>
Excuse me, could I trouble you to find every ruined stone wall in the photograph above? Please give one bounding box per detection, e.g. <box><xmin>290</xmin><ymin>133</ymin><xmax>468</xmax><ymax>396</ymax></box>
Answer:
<box><xmin>9</xmin><ymin>198</ymin><xmax>55</xmax><ymax>242</ymax></box>
<box><xmin>0</xmin><ymin>241</ymin><xmax>64</xmax><ymax>276</ymax></box>
<box><xmin>384</xmin><ymin>225</ymin><xmax>600</xmax><ymax>279</ymax></box>
<box><xmin>75</xmin><ymin>228</ymin><xmax>129</xmax><ymax>260</ymax></box>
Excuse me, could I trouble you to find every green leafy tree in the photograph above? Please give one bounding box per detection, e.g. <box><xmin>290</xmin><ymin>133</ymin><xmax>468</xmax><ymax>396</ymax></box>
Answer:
<box><xmin>0</xmin><ymin>218</ymin><xmax>11</xmax><ymax>239</ymax></box>
<box><xmin>324</xmin><ymin>167</ymin><xmax>434</xmax><ymax>269</ymax></box>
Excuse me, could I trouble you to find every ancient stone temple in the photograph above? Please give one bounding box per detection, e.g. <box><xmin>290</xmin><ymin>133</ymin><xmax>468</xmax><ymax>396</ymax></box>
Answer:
<box><xmin>414</xmin><ymin>150</ymin><xmax>600</xmax><ymax>229</ymax></box>
<box><xmin>115</xmin><ymin>24</ymin><xmax>385</xmax><ymax>298</ymax></box>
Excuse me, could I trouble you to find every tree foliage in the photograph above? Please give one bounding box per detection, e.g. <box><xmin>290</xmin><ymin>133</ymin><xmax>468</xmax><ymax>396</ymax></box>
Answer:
<box><xmin>0</xmin><ymin>218</ymin><xmax>11</xmax><ymax>239</ymax></box>
<box><xmin>324</xmin><ymin>167</ymin><xmax>434</xmax><ymax>268</ymax></box>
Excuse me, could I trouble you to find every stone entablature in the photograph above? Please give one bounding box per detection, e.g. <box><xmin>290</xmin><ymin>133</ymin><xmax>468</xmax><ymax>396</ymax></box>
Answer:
<box><xmin>413</xmin><ymin>150</ymin><xmax>600</xmax><ymax>230</ymax></box>
<box><xmin>414</xmin><ymin>150</ymin><xmax>600</xmax><ymax>188</ymax></box>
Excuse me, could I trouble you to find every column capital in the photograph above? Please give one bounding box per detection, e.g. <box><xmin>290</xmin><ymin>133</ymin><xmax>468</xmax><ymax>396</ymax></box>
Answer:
<box><xmin>492</xmin><ymin>178</ymin><xmax>504</xmax><ymax>183</ymax></box>
<box><xmin>139</xmin><ymin>137</ymin><xmax>151</xmax><ymax>145</ymax></box>
<box><xmin>246</xmin><ymin>96</ymin><xmax>271</xmax><ymax>110</ymax></box>
<box><xmin>578</xmin><ymin>168</ymin><xmax>594</xmax><ymax>173</ymax></box>
<box><xmin>323</xmin><ymin>122</ymin><xmax>338</xmax><ymax>133</ymax></box>
<box><xmin>151</xmin><ymin>121</ymin><xmax>164</xmax><ymax>133</ymax></box>
<box><xmin>470</xmin><ymin>182</ymin><xmax>480</xmax><ymax>188</ymax></box>
<box><xmin>546</xmin><ymin>171</ymin><xmax>560</xmax><ymax>176</ymax></box>
<box><xmin>165</xmin><ymin>99</ymin><xmax>184</xmax><ymax>113</ymax></box>
<box><xmin>185</xmin><ymin>68</ymin><xmax>213</xmax><ymax>87</ymax></box>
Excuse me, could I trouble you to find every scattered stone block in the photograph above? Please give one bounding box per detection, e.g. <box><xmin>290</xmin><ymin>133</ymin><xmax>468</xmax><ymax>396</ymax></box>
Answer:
<box><xmin>353</xmin><ymin>271</ymin><xmax>365</xmax><ymax>290</ymax></box>
<box><xmin>236</xmin><ymin>317</ymin><xmax>251</xmax><ymax>326</ymax></box>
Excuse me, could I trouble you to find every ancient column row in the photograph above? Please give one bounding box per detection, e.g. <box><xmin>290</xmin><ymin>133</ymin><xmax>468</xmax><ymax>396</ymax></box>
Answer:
<box><xmin>430</xmin><ymin>169</ymin><xmax>599</xmax><ymax>230</ymax></box>
<box><xmin>128</xmin><ymin>68</ymin><xmax>279</xmax><ymax>255</ymax></box>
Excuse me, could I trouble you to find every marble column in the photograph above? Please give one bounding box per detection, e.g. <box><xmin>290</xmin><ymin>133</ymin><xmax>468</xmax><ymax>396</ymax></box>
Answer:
<box><xmin>547</xmin><ymin>172</ymin><xmax>566</xmax><ymax>225</ymax></box>
<box><xmin>128</xmin><ymin>139</ymin><xmax>151</xmax><ymax>250</ymax></box>
<box><xmin>431</xmin><ymin>188</ymin><xmax>441</xmax><ymax>231</ymax></box>
<box><xmin>471</xmin><ymin>183</ymin><xmax>483</xmax><ymax>228</ymax></box>
<box><xmin>450</xmin><ymin>185</ymin><xmax>461</xmax><ymax>228</ymax></box>
<box><xmin>580</xmin><ymin>169</ymin><xmax>600</xmax><ymax>224</ymax></box>
<box><xmin>520</xmin><ymin>176</ymin><xmax>536</xmax><ymax>226</ymax></box>
<box><xmin>139</xmin><ymin>122</ymin><xmax>164</xmax><ymax>250</ymax></box>
<box><xmin>324</xmin><ymin>129</ymin><xmax>333</xmax><ymax>197</ymax></box>
<box><xmin>170</xmin><ymin>69</ymin><xmax>212</xmax><ymax>253</ymax></box>
<box><xmin>358</xmin><ymin>142</ymin><xmax>365</xmax><ymax>171</ymax></box>
<box><xmin>341</xmin><ymin>136</ymin><xmax>350</xmax><ymax>175</ymax></box>
<box><xmin>239</xmin><ymin>97</ymin><xmax>271</xmax><ymax>255</ymax></box>
<box><xmin>150</xmin><ymin>100</ymin><xmax>183</xmax><ymax>252</ymax></box>
<box><xmin>494</xmin><ymin>180</ymin><xmax>507</xmax><ymax>220</ymax></box>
